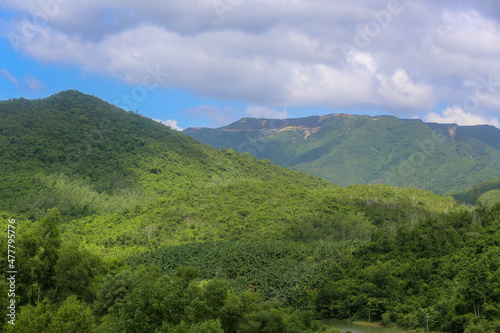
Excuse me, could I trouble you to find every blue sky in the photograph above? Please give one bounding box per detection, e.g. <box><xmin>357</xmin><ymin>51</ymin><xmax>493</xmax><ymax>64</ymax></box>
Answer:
<box><xmin>1</xmin><ymin>1</ymin><xmax>500</xmax><ymax>130</ymax></box>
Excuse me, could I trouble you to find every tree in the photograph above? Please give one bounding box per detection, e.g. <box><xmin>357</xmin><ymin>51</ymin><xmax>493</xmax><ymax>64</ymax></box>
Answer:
<box><xmin>54</xmin><ymin>242</ymin><xmax>104</xmax><ymax>303</ymax></box>
<box><xmin>5</xmin><ymin>296</ymin><xmax>95</xmax><ymax>333</ymax></box>
<box><xmin>17</xmin><ymin>208</ymin><xmax>62</xmax><ymax>304</ymax></box>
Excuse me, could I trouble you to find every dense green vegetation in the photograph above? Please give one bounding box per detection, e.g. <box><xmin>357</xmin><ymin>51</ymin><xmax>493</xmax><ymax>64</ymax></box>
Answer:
<box><xmin>185</xmin><ymin>115</ymin><xmax>500</xmax><ymax>195</ymax></box>
<box><xmin>1</xmin><ymin>91</ymin><xmax>500</xmax><ymax>332</ymax></box>
<box><xmin>427</xmin><ymin>123</ymin><xmax>500</xmax><ymax>151</ymax></box>
<box><xmin>0</xmin><ymin>91</ymin><xmax>328</xmax><ymax>217</ymax></box>
<box><xmin>452</xmin><ymin>177</ymin><xmax>500</xmax><ymax>205</ymax></box>
<box><xmin>3</xmin><ymin>203</ymin><xmax>500</xmax><ymax>332</ymax></box>
<box><xmin>478</xmin><ymin>190</ymin><xmax>500</xmax><ymax>207</ymax></box>
<box><xmin>58</xmin><ymin>183</ymin><xmax>461</xmax><ymax>256</ymax></box>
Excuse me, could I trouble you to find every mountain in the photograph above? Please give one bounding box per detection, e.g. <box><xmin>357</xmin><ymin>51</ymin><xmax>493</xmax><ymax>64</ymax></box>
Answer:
<box><xmin>184</xmin><ymin>114</ymin><xmax>500</xmax><ymax>195</ymax></box>
<box><xmin>0</xmin><ymin>91</ymin><xmax>459</xmax><ymax>252</ymax></box>
<box><xmin>427</xmin><ymin>122</ymin><xmax>500</xmax><ymax>151</ymax></box>
<box><xmin>3</xmin><ymin>91</ymin><xmax>500</xmax><ymax>332</ymax></box>
<box><xmin>0</xmin><ymin>90</ymin><xmax>328</xmax><ymax>215</ymax></box>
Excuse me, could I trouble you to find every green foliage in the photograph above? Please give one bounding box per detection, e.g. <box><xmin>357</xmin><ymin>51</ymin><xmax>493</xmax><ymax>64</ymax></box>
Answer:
<box><xmin>312</xmin><ymin>204</ymin><xmax>500</xmax><ymax>332</ymax></box>
<box><xmin>25</xmin><ymin>174</ymin><xmax>153</xmax><ymax>219</ymax></box>
<box><xmin>54</xmin><ymin>242</ymin><xmax>104</xmax><ymax>303</ymax></box>
<box><xmin>5</xmin><ymin>296</ymin><xmax>95</xmax><ymax>333</ymax></box>
<box><xmin>15</xmin><ymin>208</ymin><xmax>62</xmax><ymax>304</ymax></box>
<box><xmin>452</xmin><ymin>177</ymin><xmax>500</xmax><ymax>205</ymax></box>
<box><xmin>128</xmin><ymin>240</ymin><xmax>363</xmax><ymax>305</ymax></box>
<box><xmin>0</xmin><ymin>91</ymin><xmax>329</xmax><ymax>217</ymax></box>
<box><xmin>166</xmin><ymin>319</ymin><xmax>224</xmax><ymax>333</ymax></box>
<box><xmin>478</xmin><ymin>189</ymin><xmax>500</xmax><ymax>207</ymax></box>
<box><xmin>464</xmin><ymin>320</ymin><xmax>500</xmax><ymax>333</ymax></box>
<box><xmin>57</xmin><ymin>183</ymin><xmax>461</xmax><ymax>256</ymax></box>
<box><xmin>92</xmin><ymin>266</ymin><xmax>321</xmax><ymax>333</ymax></box>
<box><xmin>186</xmin><ymin>114</ymin><xmax>500</xmax><ymax>195</ymax></box>
<box><xmin>4</xmin><ymin>91</ymin><xmax>500</xmax><ymax>332</ymax></box>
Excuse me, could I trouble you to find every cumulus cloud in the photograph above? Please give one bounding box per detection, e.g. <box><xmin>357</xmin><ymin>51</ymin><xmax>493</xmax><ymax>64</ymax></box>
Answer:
<box><xmin>153</xmin><ymin>119</ymin><xmax>183</xmax><ymax>131</ymax></box>
<box><xmin>2</xmin><ymin>0</ymin><xmax>500</xmax><ymax>120</ymax></box>
<box><xmin>245</xmin><ymin>106</ymin><xmax>289</xmax><ymax>119</ymax></box>
<box><xmin>424</xmin><ymin>106</ymin><xmax>500</xmax><ymax>128</ymax></box>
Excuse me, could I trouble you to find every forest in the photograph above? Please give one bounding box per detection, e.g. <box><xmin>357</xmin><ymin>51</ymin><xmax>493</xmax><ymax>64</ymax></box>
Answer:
<box><xmin>1</xmin><ymin>91</ymin><xmax>500</xmax><ymax>332</ymax></box>
<box><xmin>184</xmin><ymin>114</ymin><xmax>500</xmax><ymax>196</ymax></box>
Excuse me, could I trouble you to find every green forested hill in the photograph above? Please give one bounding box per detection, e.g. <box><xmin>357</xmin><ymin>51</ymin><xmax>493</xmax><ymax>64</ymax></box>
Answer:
<box><xmin>0</xmin><ymin>90</ymin><xmax>328</xmax><ymax>216</ymax></box>
<box><xmin>184</xmin><ymin>114</ymin><xmax>500</xmax><ymax>195</ymax></box>
<box><xmin>452</xmin><ymin>177</ymin><xmax>500</xmax><ymax>205</ymax></box>
<box><xmin>2</xmin><ymin>91</ymin><xmax>500</xmax><ymax>332</ymax></box>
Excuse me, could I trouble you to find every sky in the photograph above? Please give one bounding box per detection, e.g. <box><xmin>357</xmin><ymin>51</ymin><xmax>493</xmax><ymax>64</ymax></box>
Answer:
<box><xmin>1</xmin><ymin>0</ymin><xmax>500</xmax><ymax>130</ymax></box>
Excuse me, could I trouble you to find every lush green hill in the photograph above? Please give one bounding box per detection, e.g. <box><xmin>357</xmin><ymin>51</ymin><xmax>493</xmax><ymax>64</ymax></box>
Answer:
<box><xmin>60</xmin><ymin>183</ymin><xmax>463</xmax><ymax>256</ymax></box>
<box><xmin>451</xmin><ymin>177</ymin><xmax>500</xmax><ymax>204</ymax></box>
<box><xmin>0</xmin><ymin>90</ymin><xmax>329</xmax><ymax>217</ymax></box>
<box><xmin>184</xmin><ymin>115</ymin><xmax>500</xmax><ymax>195</ymax></box>
<box><xmin>478</xmin><ymin>189</ymin><xmax>500</xmax><ymax>207</ymax></box>
<box><xmin>3</xmin><ymin>91</ymin><xmax>500</xmax><ymax>333</ymax></box>
<box><xmin>1</xmin><ymin>91</ymin><xmax>461</xmax><ymax>253</ymax></box>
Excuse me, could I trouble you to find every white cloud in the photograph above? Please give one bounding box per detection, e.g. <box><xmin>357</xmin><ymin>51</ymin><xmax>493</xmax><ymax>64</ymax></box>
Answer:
<box><xmin>2</xmin><ymin>1</ymin><xmax>500</xmax><ymax>120</ymax></box>
<box><xmin>24</xmin><ymin>75</ymin><xmax>45</xmax><ymax>90</ymax></box>
<box><xmin>153</xmin><ymin>119</ymin><xmax>183</xmax><ymax>131</ymax></box>
<box><xmin>1</xmin><ymin>69</ymin><xmax>19</xmax><ymax>86</ymax></box>
<box><xmin>245</xmin><ymin>106</ymin><xmax>289</xmax><ymax>119</ymax></box>
<box><xmin>424</xmin><ymin>106</ymin><xmax>500</xmax><ymax>128</ymax></box>
<box><xmin>1</xmin><ymin>70</ymin><xmax>45</xmax><ymax>91</ymax></box>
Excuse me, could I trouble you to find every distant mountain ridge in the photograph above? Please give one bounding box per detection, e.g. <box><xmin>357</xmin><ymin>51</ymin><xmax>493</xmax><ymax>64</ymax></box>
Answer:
<box><xmin>184</xmin><ymin>114</ymin><xmax>500</xmax><ymax>195</ymax></box>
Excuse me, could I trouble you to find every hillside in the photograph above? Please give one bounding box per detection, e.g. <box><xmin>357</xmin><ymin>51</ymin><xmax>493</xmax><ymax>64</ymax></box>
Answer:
<box><xmin>0</xmin><ymin>91</ymin><xmax>461</xmax><ymax>250</ymax></box>
<box><xmin>0</xmin><ymin>90</ymin><xmax>329</xmax><ymax>217</ymax></box>
<box><xmin>184</xmin><ymin>114</ymin><xmax>500</xmax><ymax>195</ymax></box>
<box><xmin>2</xmin><ymin>91</ymin><xmax>500</xmax><ymax>332</ymax></box>
<box><xmin>427</xmin><ymin>122</ymin><xmax>500</xmax><ymax>151</ymax></box>
<box><xmin>451</xmin><ymin>177</ymin><xmax>500</xmax><ymax>205</ymax></box>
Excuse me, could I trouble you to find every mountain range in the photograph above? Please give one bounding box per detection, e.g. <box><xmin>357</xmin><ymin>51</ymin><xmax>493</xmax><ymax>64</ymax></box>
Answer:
<box><xmin>0</xmin><ymin>91</ymin><xmax>459</xmax><ymax>249</ymax></box>
<box><xmin>2</xmin><ymin>91</ymin><xmax>500</xmax><ymax>332</ymax></box>
<box><xmin>184</xmin><ymin>114</ymin><xmax>500</xmax><ymax>195</ymax></box>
